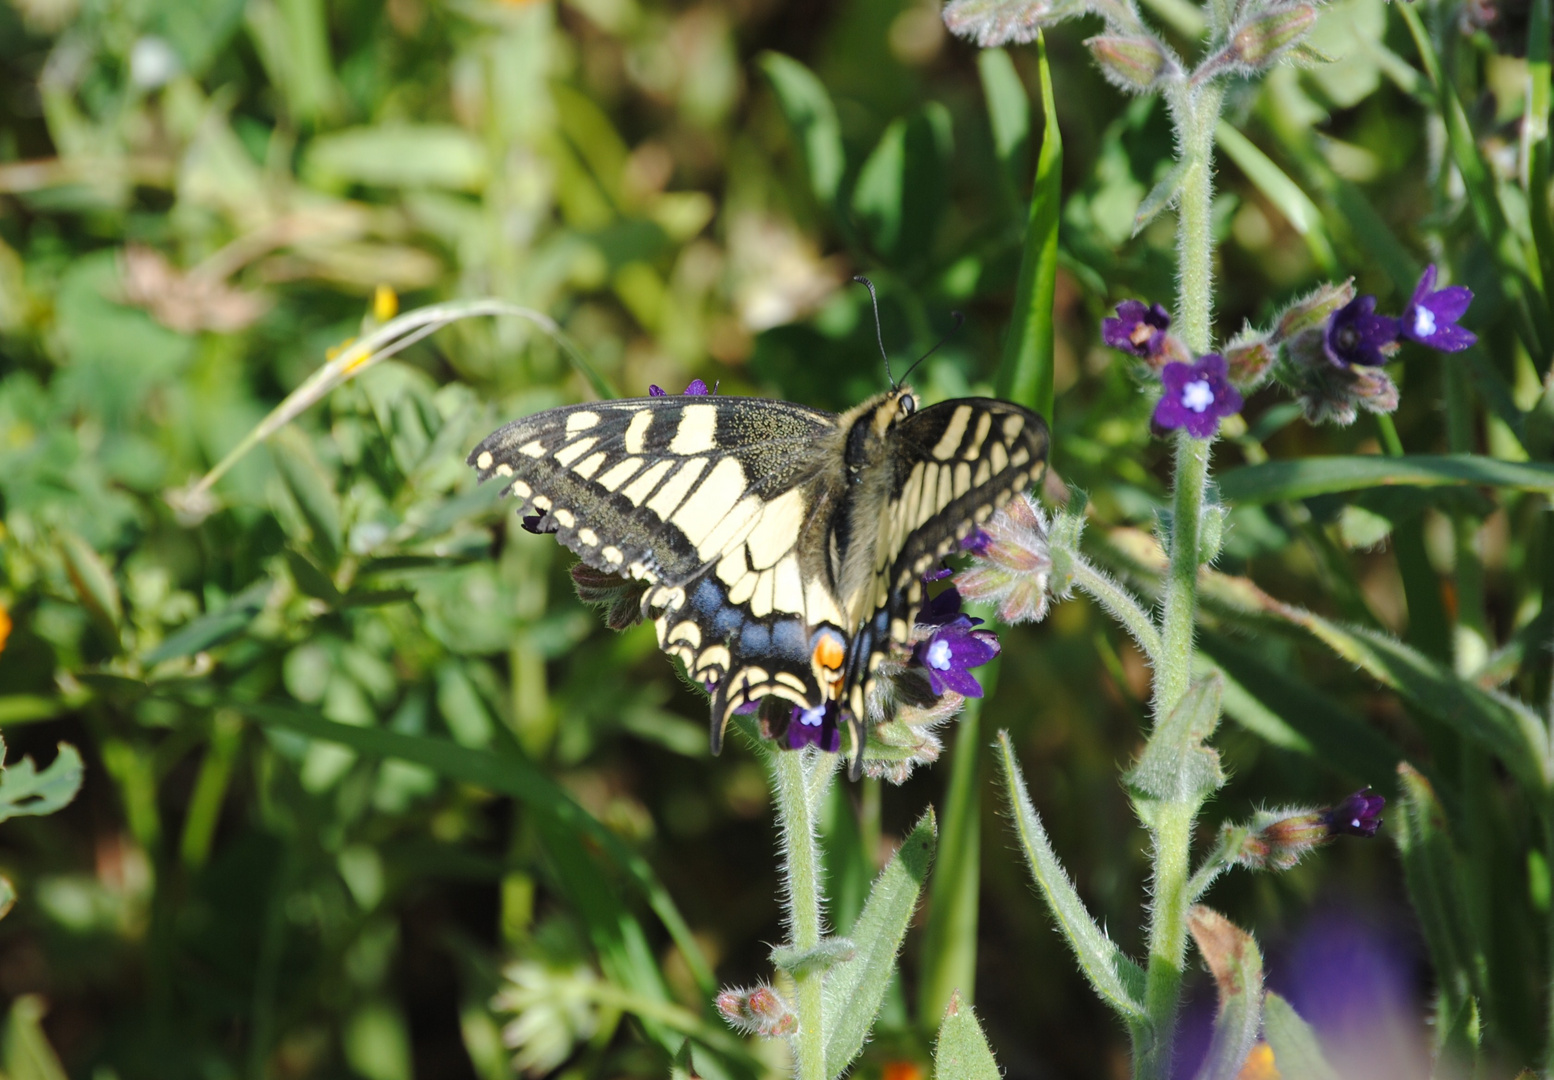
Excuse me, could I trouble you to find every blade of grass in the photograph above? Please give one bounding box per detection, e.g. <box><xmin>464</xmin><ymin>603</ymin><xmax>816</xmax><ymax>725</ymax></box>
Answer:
<box><xmin>1218</xmin><ymin>454</ymin><xmax>1554</xmax><ymax>503</ymax></box>
<box><xmin>169</xmin><ymin>299</ymin><xmax>612</xmax><ymax>514</ymax></box>
<box><xmin>1214</xmin><ymin>122</ymin><xmax>1337</xmax><ymax>275</ymax></box>
<box><xmin>917</xmin><ymin>691</ymin><xmax>985</xmax><ymax>1024</ymax></box>
<box><xmin>996</xmin><ymin>32</ymin><xmax>1060</xmax><ymax>425</ymax></box>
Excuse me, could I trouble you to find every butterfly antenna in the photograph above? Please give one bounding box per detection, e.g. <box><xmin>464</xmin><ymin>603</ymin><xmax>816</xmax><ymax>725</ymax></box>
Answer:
<box><xmin>898</xmin><ymin>311</ymin><xmax>964</xmax><ymax>386</ymax></box>
<box><xmin>853</xmin><ymin>275</ymin><xmax>895</xmax><ymax>386</ymax></box>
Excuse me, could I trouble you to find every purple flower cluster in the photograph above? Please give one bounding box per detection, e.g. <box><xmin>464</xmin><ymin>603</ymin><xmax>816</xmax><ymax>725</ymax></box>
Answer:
<box><xmin>1103</xmin><ymin>266</ymin><xmax>1475</xmax><ymax>435</ymax></box>
<box><xmin>1326</xmin><ymin>266</ymin><xmax>1475</xmax><ymax>366</ymax></box>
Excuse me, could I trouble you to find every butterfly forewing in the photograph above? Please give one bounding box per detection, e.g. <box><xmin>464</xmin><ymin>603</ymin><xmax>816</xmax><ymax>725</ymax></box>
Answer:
<box><xmin>468</xmin><ymin>396</ymin><xmax>853</xmax><ymax>741</ymax></box>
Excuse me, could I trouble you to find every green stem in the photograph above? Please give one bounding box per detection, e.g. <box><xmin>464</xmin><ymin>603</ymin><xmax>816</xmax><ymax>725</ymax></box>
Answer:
<box><xmin>1156</xmin><ymin>434</ymin><xmax>1210</xmax><ymax>715</ymax></box>
<box><xmin>1169</xmin><ymin>85</ymin><xmax>1223</xmax><ymax>355</ymax></box>
<box><xmin>1135</xmin><ymin>804</ymin><xmax>1195</xmax><ymax>1080</ymax></box>
<box><xmin>1135</xmin><ymin>79</ymin><xmax>1224</xmax><ymax>1080</ymax></box>
<box><xmin>1071</xmin><ymin>555</ymin><xmax>1163</xmax><ymax>661</ymax></box>
<box><xmin>771</xmin><ymin>749</ymin><xmax>833</xmax><ymax>1080</ymax></box>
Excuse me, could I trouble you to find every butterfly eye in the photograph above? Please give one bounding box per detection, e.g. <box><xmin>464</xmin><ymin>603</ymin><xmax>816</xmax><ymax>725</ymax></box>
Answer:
<box><xmin>899</xmin><ymin>395</ymin><xmax>916</xmax><ymax>417</ymax></box>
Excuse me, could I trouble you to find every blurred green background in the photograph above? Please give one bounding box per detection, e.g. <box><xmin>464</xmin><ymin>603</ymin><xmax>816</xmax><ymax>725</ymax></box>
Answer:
<box><xmin>0</xmin><ymin>0</ymin><xmax>1539</xmax><ymax>1074</ymax></box>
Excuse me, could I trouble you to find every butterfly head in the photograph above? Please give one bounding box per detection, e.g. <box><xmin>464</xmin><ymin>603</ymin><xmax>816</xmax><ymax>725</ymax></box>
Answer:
<box><xmin>844</xmin><ymin>386</ymin><xmax>917</xmax><ymax>486</ymax></box>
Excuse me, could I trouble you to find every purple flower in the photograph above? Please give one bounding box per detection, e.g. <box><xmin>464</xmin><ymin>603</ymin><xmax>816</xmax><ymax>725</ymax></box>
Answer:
<box><xmin>911</xmin><ymin>615</ymin><xmax>1000</xmax><ymax>697</ymax></box>
<box><xmin>649</xmin><ymin>379</ymin><xmax>712</xmax><ymax>396</ymax></box>
<box><xmin>1323</xmin><ymin>788</ymin><xmax>1385</xmax><ymax>838</ymax></box>
<box><xmin>786</xmin><ymin>700</ymin><xmax>842</xmax><ymax>752</ymax></box>
<box><xmin>1102</xmin><ymin>300</ymin><xmax>1172</xmax><ymax>359</ymax></box>
<box><xmin>917</xmin><ymin>584</ymin><xmax>967</xmax><ymax>627</ymax></box>
<box><xmin>1152</xmin><ymin>354</ymin><xmax>1243</xmax><ymax>438</ymax></box>
<box><xmin>1324</xmin><ymin>295</ymin><xmax>1399</xmax><ymax>368</ymax></box>
<box><xmin>960</xmin><ymin>527</ymin><xmax>993</xmax><ymax>556</ymax></box>
<box><xmin>1400</xmin><ymin>265</ymin><xmax>1476</xmax><ymax>352</ymax></box>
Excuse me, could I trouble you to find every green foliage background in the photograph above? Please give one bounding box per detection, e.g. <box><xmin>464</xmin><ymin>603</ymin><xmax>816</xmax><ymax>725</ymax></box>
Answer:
<box><xmin>0</xmin><ymin>0</ymin><xmax>1542</xmax><ymax>1075</ymax></box>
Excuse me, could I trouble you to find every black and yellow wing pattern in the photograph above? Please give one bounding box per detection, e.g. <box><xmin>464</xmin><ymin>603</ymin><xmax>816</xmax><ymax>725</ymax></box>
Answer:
<box><xmin>468</xmin><ymin>387</ymin><xmax>1047</xmax><ymax>774</ymax></box>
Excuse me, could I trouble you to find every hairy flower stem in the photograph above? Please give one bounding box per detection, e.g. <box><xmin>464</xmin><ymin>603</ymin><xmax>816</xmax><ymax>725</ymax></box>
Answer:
<box><xmin>1135</xmin><ymin>80</ymin><xmax>1224</xmax><ymax>1080</ymax></box>
<box><xmin>1071</xmin><ymin>556</ymin><xmax>1162</xmax><ymax>661</ymax></box>
<box><xmin>771</xmin><ymin>748</ymin><xmax>835</xmax><ymax>1080</ymax></box>
<box><xmin>1169</xmin><ymin>84</ymin><xmax>1224</xmax><ymax>357</ymax></box>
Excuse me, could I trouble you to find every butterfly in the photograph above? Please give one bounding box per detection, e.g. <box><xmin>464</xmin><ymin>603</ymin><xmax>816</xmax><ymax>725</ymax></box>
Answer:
<box><xmin>468</xmin><ymin>382</ymin><xmax>1047</xmax><ymax>776</ymax></box>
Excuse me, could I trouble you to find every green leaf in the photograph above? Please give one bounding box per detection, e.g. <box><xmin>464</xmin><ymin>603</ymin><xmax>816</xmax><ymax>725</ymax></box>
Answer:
<box><xmin>770</xmin><ymin>937</ymin><xmax>856</xmax><ymax>977</ymax></box>
<box><xmin>917</xmin><ymin>696</ymin><xmax>984</xmax><ymax>1025</ymax></box>
<box><xmin>851</xmin><ymin>104</ymin><xmax>953</xmax><ymax>265</ymax></box>
<box><xmin>1393</xmin><ymin>763</ymin><xmax>1485</xmax><ymax>1054</ymax></box>
<box><xmin>1132</xmin><ymin>156</ymin><xmax>1188</xmax><ymax>235</ymax></box>
<box><xmin>59</xmin><ymin>532</ymin><xmax>122</xmax><ymax>644</ymax></box>
<box><xmin>997</xmin><ymin>732</ymin><xmax>1146</xmax><ymax>1021</ymax></box>
<box><xmin>303</xmin><ymin>124</ymin><xmax>488</xmax><ymax>191</ymax></box>
<box><xmin>284</xmin><ymin>549</ymin><xmax>343</xmax><ymax>605</ymax></box>
<box><xmin>143</xmin><ymin>579</ymin><xmax>271</xmax><ymax>665</ymax></box>
<box><xmin>670</xmin><ymin>1040</ymin><xmax>696</xmax><ymax>1080</ymax></box>
<box><xmin>1187</xmin><ymin>907</ymin><xmax>1264</xmax><ymax>1080</ymax></box>
<box><xmin>759</xmin><ymin>53</ymin><xmax>845</xmax><ymax>207</ymax></box>
<box><xmin>1262</xmin><ymin>992</ymin><xmax>1342</xmax><ymax>1080</ymax></box>
<box><xmin>3</xmin><ymin>995</ymin><xmax>68</xmax><ymax>1080</ymax></box>
<box><xmin>930</xmin><ymin>992</ymin><xmax>1001</xmax><ymax>1080</ymax></box>
<box><xmin>822</xmin><ymin>808</ymin><xmax>936</xmax><ymax>1079</ymax></box>
<box><xmin>1126</xmin><ymin>674</ymin><xmax>1224</xmax><ymax>804</ymax></box>
<box><xmin>0</xmin><ymin>876</ymin><xmax>15</xmax><ymax>922</ymax></box>
<box><xmin>996</xmin><ymin>34</ymin><xmax>1060</xmax><ymax>424</ymax></box>
<box><xmin>226</xmin><ymin>699</ymin><xmax>717</xmax><ymax>995</ymax></box>
<box><xmin>272</xmin><ymin>427</ymin><xmax>343</xmax><ymax>564</ymax></box>
<box><xmin>977</xmin><ymin>49</ymin><xmax>1030</xmax><ymax>184</ymax></box>
<box><xmin>1218</xmin><ymin>454</ymin><xmax>1554</xmax><ymax>504</ymax></box>
<box><xmin>0</xmin><ymin>741</ymin><xmax>84</xmax><ymax>825</ymax></box>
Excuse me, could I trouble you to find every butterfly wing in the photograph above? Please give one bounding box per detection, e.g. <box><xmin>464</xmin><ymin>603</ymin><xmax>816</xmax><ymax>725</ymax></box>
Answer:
<box><xmin>469</xmin><ymin>396</ymin><xmax>853</xmax><ymax>746</ymax></box>
<box><xmin>840</xmin><ymin>398</ymin><xmax>1049</xmax><ymax>759</ymax></box>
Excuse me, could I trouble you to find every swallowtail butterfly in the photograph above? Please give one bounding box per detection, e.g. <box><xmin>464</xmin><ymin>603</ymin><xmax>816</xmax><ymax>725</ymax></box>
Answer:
<box><xmin>469</xmin><ymin>384</ymin><xmax>1048</xmax><ymax>776</ymax></box>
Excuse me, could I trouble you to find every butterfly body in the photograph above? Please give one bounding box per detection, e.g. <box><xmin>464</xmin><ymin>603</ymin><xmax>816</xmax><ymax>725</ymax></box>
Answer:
<box><xmin>469</xmin><ymin>387</ymin><xmax>1047</xmax><ymax>774</ymax></box>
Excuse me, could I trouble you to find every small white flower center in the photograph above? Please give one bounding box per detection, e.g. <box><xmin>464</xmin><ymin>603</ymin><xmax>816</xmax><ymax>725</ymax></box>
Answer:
<box><xmin>798</xmin><ymin>705</ymin><xmax>825</xmax><ymax>727</ymax></box>
<box><xmin>926</xmin><ymin>639</ymin><xmax>954</xmax><ymax>670</ymax></box>
<box><xmin>1180</xmin><ymin>379</ymin><xmax>1215</xmax><ymax>413</ymax></box>
<box><xmin>1412</xmin><ymin>306</ymin><xmax>1437</xmax><ymax>338</ymax></box>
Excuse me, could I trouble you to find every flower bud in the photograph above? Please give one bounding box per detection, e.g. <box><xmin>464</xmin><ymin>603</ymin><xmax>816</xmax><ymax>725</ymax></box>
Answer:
<box><xmin>1275</xmin><ymin>279</ymin><xmax>1356</xmax><ymax>342</ymax></box>
<box><xmin>1229</xmin><ymin>2</ymin><xmax>1318</xmax><ymax>67</ymax></box>
<box><xmin>1087</xmin><ymin>34</ymin><xmax>1174</xmax><ymax>92</ymax></box>
<box><xmin>1227</xmin><ymin>788</ymin><xmax>1385</xmax><ymax>871</ymax></box>
<box><xmin>1223</xmin><ymin>336</ymin><xmax>1276</xmax><ymax>389</ymax></box>
<box><xmin>955</xmin><ymin>493</ymin><xmax>1053</xmax><ymax>624</ymax></box>
<box><xmin>716</xmin><ymin>983</ymin><xmax>797</xmax><ymax>1038</ymax></box>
